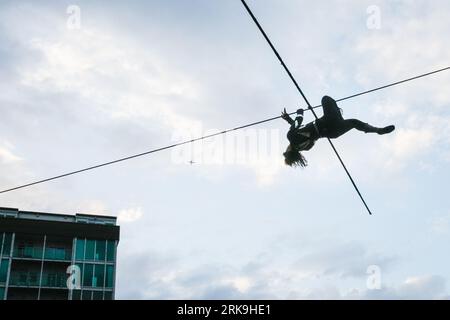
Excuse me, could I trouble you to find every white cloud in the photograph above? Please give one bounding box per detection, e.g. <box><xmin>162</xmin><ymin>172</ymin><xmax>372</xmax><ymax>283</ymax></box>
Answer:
<box><xmin>429</xmin><ymin>214</ymin><xmax>450</xmax><ymax>235</ymax></box>
<box><xmin>5</xmin><ymin>5</ymin><xmax>295</xmax><ymax>187</ymax></box>
<box><xmin>2</xmin><ymin>0</ymin><xmax>450</xmax><ymax>301</ymax></box>
<box><xmin>116</xmin><ymin>245</ymin><xmax>448</xmax><ymax>300</ymax></box>
<box><xmin>20</xmin><ymin>28</ymin><xmax>202</xmax><ymax>129</ymax></box>
<box><xmin>75</xmin><ymin>200</ymin><xmax>108</xmax><ymax>216</ymax></box>
<box><xmin>0</xmin><ymin>141</ymin><xmax>22</xmax><ymax>164</ymax></box>
<box><xmin>400</xmin><ymin>275</ymin><xmax>446</xmax><ymax>297</ymax></box>
<box><xmin>225</xmin><ymin>277</ymin><xmax>252</xmax><ymax>294</ymax></box>
<box><xmin>116</xmin><ymin>239</ymin><xmax>400</xmax><ymax>299</ymax></box>
<box><xmin>118</xmin><ymin>207</ymin><xmax>143</xmax><ymax>223</ymax></box>
<box><xmin>0</xmin><ymin>141</ymin><xmax>32</xmax><ymax>195</ymax></box>
<box><xmin>349</xmin><ymin>0</ymin><xmax>450</xmax><ymax>174</ymax></box>
<box><xmin>364</xmin><ymin>275</ymin><xmax>447</xmax><ymax>300</ymax></box>
<box><xmin>369</xmin><ymin>109</ymin><xmax>450</xmax><ymax>171</ymax></box>
<box><xmin>381</xmin><ymin>128</ymin><xmax>434</xmax><ymax>169</ymax></box>
<box><xmin>373</xmin><ymin>100</ymin><xmax>408</xmax><ymax>119</ymax></box>
<box><xmin>354</xmin><ymin>1</ymin><xmax>450</xmax><ymax>81</ymax></box>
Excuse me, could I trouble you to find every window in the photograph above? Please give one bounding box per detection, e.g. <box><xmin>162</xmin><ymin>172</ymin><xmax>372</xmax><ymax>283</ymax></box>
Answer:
<box><xmin>24</xmin><ymin>244</ymin><xmax>34</xmax><ymax>258</ymax></box>
<box><xmin>18</xmin><ymin>272</ymin><xmax>27</xmax><ymax>286</ymax></box>
<box><xmin>15</xmin><ymin>243</ymin><xmax>25</xmax><ymax>257</ymax></box>
<box><xmin>105</xmin><ymin>265</ymin><xmax>114</xmax><ymax>288</ymax></box>
<box><xmin>106</xmin><ymin>240</ymin><xmax>115</xmax><ymax>262</ymax></box>
<box><xmin>75</xmin><ymin>263</ymin><xmax>83</xmax><ymax>289</ymax></box>
<box><xmin>75</xmin><ymin>239</ymin><xmax>85</xmax><ymax>260</ymax></box>
<box><xmin>46</xmin><ymin>273</ymin><xmax>57</xmax><ymax>287</ymax></box>
<box><xmin>104</xmin><ymin>291</ymin><xmax>113</xmax><ymax>300</ymax></box>
<box><xmin>82</xmin><ymin>290</ymin><xmax>92</xmax><ymax>300</ymax></box>
<box><xmin>0</xmin><ymin>233</ymin><xmax>3</xmax><ymax>254</ymax></box>
<box><xmin>92</xmin><ymin>291</ymin><xmax>103</xmax><ymax>300</ymax></box>
<box><xmin>0</xmin><ymin>259</ymin><xmax>9</xmax><ymax>284</ymax></box>
<box><xmin>63</xmin><ymin>248</ymin><xmax>70</xmax><ymax>260</ymax></box>
<box><xmin>52</xmin><ymin>248</ymin><xmax>66</xmax><ymax>260</ymax></box>
<box><xmin>83</xmin><ymin>264</ymin><xmax>94</xmax><ymax>287</ymax></box>
<box><xmin>44</xmin><ymin>247</ymin><xmax>55</xmax><ymax>260</ymax></box>
<box><xmin>0</xmin><ymin>287</ymin><xmax>4</xmax><ymax>300</ymax></box>
<box><xmin>93</xmin><ymin>264</ymin><xmax>105</xmax><ymax>288</ymax></box>
<box><xmin>72</xmin><ymin>290</ymin><xmax>81</xmax><ymax>300</ymax></box>
<box><xmin>85</xmin><ymin>240</ymin><xmax>95</xmax><ymax>261</ymax></box>
<box><xmin>29</xmin><ymin>272</ymin><xmax>39</xmax><ymax>286</ymax></box>
<box><xmin>2</xmin><ymin>234</ymin><xmax>12</xmax><ymax>256</ymax></box>
<box><xmin>95</xmin><ymin>240</ymin><xmax>106</xmax><ymax>261</ymax></box>
<box><xmin>57</xmin><ymin>273</ymin><xmax>66</xmax><ymax>287</ymax></box>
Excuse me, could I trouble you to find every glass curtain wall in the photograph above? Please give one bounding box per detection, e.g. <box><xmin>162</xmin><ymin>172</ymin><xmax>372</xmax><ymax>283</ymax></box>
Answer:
<box><xmin>72</xmin><ymin>238</ymin><xmax>116</xmax><ymax>300</ymax></box>
<box><xmin>0</xmin><ymin>232</ymin><xmax>13</xmax><ymax>300</ymax></box>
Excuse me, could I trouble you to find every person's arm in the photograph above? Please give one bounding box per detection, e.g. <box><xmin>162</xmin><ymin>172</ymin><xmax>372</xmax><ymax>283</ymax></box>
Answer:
<box><xmin>281</xmin><ymin>108</ymin><xmax>295</xmax><ymax>126</ymax></box>
<box><xmin>294</xmin><ymin>109</ymin><xmax>304</xmax><ymax>128</ymax></box>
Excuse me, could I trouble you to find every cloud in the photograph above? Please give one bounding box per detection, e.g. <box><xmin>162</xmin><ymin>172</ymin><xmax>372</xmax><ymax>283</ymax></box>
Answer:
<box><xmin>294</xmin><ymin>242</ymin><xmax>397</xmax><ymax>279</ymax></box>
<box><xmin>2</xmin><ymin>0</ymin><xmax>450</xmax><ymax>302</ymax></box>
<box><xmin>0</xmin><ymin>2</ymin><xmax>294</xmax><ymax>187</ymax></box>
<box><xmin>400</xmin><ymin>275</ymin><xmax>446</xmax><ymax>298</ymax></box>
<box><xmin>227</xmin><ymin>277</ymin><xmax>252</xmax><ymax>293</ymax></box>
<box><xmin>0</xmin><ymin>140</ymin><xmax>30</xmax><ymax>190</ymax></box>
<box><xmin>118</xmin><ymin>207</ymin><xmax>143</xmax><ymax>223</ymax></box>
<box><xmin>0</xmin><ymin>140</ymin><xmax>22</xmax><ymax>164</ymax></box>
<box><xmin>369</xmin><ymin>103</ymin><xmax>450</xmax><ymax>171</ymax></box>
<box><xmin>382</xmin><ymin>127</ymin><xmax>434</xmax><ymax>169</ymax></box>
<box><xmin>75</xmin><ymin>200</ymin><xmax>108</xmax><ymax>216</ymax></box>
<box><xmin>116</xmin><ymin>247</ymin><xmax>447</xmax><ymax>300</ymax></box>
<box><xmin>354</xmin><ymin>0</ymin><xmax>450</xmax><ymax>82</ymax></box>
<box><xmin>116</xmin><ymin>252</ymin><xmax>254</xmax><ymax>300</ymax></box>
<box><xmin>115</xmin><ymin>250</ymin><xmax>177</xmax><ymax>299</ymax></box>
<box><xmin>363</xmin><ymin>275</ymin><xmax>447</xmax><ymax>300</ymax></box>
<box><xmin>429</xmin><ymin>214</ymin><xmax>450</xmax><ymax>235</ymax></box>
<box><xmin>348</xmin><ymin>0</ymin><xmax>450</xmax><ymax>174</ymax></box>
<box><xmin>303</xmin><ymin>286</ymin><xmax>343</xmax><ymax>300</ymax></box>
<box><xmin>18</xmin><ymin>24</ymin><xmax>202</xmax><ymax>132</ymax></box>
<box><xmin>115</xmin><ymin>240</ymin><xmax>400</xmax><ymax>300</ymax></box>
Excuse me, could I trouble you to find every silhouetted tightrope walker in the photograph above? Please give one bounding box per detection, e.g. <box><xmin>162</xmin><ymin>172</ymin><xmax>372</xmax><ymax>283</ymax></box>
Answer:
<box><xmin>282</xmin><ymin>95</ymin><xmax>395</xmax><ymax>167</ymax></box>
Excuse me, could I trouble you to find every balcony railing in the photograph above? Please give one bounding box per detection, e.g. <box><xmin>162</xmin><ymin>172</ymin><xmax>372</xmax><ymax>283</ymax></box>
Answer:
<box><xmin>44</xmin><ymin>247</ymin><xmax>72</xmax><ymax>261</ymax></box>
<box><xmin>9</xmin><ymin>272</ymin><xmax>40</xmax><ymax>287</ymax></box>
<box><xmin>13</xmin><ymin>247</ymin><xmax>43</xmax><ymax>259</ymax></box>
<box><xmin>9</xmin><ymin>272</ymin><xmax>68</xmax><ymax>288</ymax></box>
<box><xmin>13</xmin><ymin>247</ymin><xmax>72</xmax><ymax>261</ymax></box>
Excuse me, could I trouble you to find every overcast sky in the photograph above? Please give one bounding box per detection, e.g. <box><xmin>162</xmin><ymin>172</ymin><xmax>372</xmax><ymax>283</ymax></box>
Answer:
<box><xmin>1</xmin><ymin>0</ymin><xmax>450</xmax><ymax>299</ymax></box>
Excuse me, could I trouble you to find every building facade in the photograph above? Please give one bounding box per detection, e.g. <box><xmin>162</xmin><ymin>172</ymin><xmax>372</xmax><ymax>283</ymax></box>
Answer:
<box><xmin>0</xmin><ymin>207</ymin><xmax>120</xmax><ymax>300</ymax></box>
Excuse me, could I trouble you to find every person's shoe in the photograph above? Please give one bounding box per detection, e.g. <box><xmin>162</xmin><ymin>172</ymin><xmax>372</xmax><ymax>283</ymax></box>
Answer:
<box><xmin>377</xmin><ymin>125</ymin><xmax>395</xmax><ymax>135</ymax></box>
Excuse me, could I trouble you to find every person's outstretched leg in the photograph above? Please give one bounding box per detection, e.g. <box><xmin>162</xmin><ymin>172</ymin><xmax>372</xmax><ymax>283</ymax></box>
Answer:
<box><xmin>326</xmin><ymin>119</ymin><xmax>395</xmax><ymax>138</ymax></box>
<box><xmin>343</xmin><ymin>119</ymin><xmax>395</xmax><ymax>135</ymax></box>
<box><xmin>377</xmin><ymin>125</ymin><xmax>396</xmax><ymax>135</ymax></box>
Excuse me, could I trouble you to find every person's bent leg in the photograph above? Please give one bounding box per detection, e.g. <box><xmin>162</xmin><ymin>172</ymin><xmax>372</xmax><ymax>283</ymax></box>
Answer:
<box><xmin>321</xmin><ymin>96</ymin><xmax>343</xmax><ymax>121</ymax></box>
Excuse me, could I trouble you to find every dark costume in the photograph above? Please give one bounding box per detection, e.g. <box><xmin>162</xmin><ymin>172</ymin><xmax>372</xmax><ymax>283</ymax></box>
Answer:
<box><xmin>284</xmin><ymin>96</ymin><xmax>395</xmax><ymax>152</ymax></box>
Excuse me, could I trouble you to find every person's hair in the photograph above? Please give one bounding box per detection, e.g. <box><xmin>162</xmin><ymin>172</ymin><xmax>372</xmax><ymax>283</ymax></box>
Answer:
<box><xmin>283</xmin><ymin>146</ymin><xmax>308</xmax><ymax>167</ymax></box>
